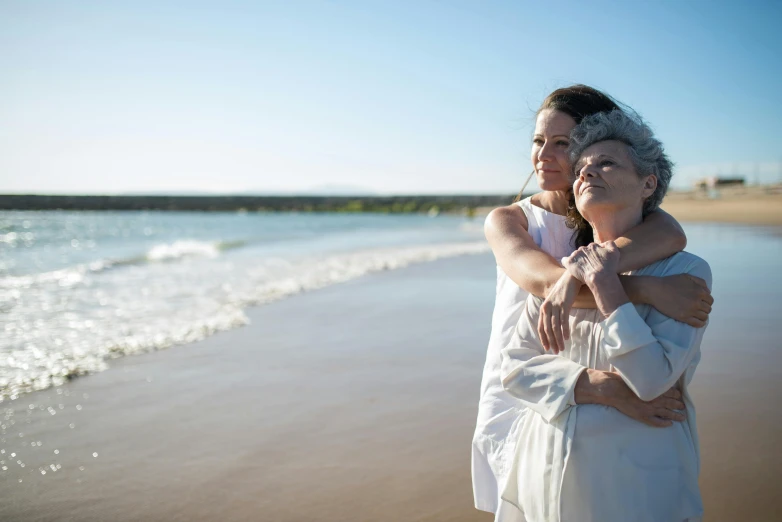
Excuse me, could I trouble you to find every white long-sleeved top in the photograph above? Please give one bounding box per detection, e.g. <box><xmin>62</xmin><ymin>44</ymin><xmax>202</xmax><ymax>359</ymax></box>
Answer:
<box><xmin>472</xmin><ymin>197</ymin><xmax>576</xmax><ymax>518</ymax></box>
<box><xmin>500</xmin><ymin>251</ymin><xmax>711</xmax><ymax>522</ymax></box>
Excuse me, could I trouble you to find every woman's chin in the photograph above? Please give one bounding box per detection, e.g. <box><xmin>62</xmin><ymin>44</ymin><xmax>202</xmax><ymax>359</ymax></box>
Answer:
<box><xmin>574</xmin><ymin>193</ymin><xmax>605</xmax><ymax>215</ymax></box>
<box><xmin>537</xmin><ymin>179</ymin><xmax>571</xmax><ymax>192</ymax></box>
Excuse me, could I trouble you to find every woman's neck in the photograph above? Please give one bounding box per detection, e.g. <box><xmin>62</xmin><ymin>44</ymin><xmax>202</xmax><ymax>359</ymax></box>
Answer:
<box><xmin>532</xmin><ymin>190</ymin><xmax>571</xmax><ymax>216</ymax></box>
<box><xmin>590</xmin><ymin>206</ymin><xmax>644</xmax><ymax>243</ymax></box>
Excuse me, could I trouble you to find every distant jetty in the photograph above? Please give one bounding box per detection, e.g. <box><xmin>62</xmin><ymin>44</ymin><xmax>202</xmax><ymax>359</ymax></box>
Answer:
<box><xmin>0</xmin><ymin>194</ymin><xmax>519</xmax><ymax>213</ymax></box>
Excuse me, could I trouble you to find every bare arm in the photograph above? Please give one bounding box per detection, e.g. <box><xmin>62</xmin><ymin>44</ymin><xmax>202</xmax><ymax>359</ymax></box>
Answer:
<box><xmin>488</xmin><ymin>204</ymin><xmax>707</xmax><ymax>352</ymax></box>
<box><xmin>574</xmin><ymin>369</ymin><xmax>686</xmax><ymax>428</ymax></box>
<box><xmin>484</xmin><ymin>204</ymin><xmax>563</xmax><ymax>299</ymax></box>
<box><xmin>485</xmin><ymin>205</ymin><xmax>686</xmax><ymax>304</ymax></box>
<box><xmin>614</xmin><ymin>209</ymin><xmax>687</xmax><ymax>272</ymax></box>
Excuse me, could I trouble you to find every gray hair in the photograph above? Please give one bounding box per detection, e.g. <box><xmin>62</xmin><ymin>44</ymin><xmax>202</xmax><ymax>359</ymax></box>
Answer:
<box><xmin>568</xmin><ymin>110</ymin><xmax>673</xmax><ymax>215</ymax></box>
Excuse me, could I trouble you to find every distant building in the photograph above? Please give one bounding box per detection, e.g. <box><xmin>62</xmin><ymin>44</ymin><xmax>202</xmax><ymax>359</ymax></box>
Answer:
<box><xmin>694</xmin><ymin>176</ymin><xmax>745</xmax><ymax>190</ymax></box>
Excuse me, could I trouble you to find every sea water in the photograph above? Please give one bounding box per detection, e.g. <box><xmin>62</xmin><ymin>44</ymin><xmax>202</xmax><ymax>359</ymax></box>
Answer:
<box><xmin>3</xmin><ymin>211</ymin><xmax>780</xmax><ymax>403</ymax></box>
<box><xmin>0</xmin><ymin>210</ymin><xmax>487</xmax><ymax>399</ymax></box>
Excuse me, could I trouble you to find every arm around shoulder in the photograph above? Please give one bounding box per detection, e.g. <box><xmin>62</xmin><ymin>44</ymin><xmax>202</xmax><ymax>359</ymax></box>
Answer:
<box><xmin>615</xmin><ymin>209</ymin><xmax>687</xmax><ymax>273</ymax></box>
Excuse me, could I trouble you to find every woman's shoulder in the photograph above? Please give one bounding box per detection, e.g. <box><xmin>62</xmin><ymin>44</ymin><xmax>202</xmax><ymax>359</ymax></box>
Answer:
<box><xmin>519</xmin><ymin>195</ymin><xmax>568</xmax><ymax>226</ymax></box>
<box><xmin>635</xmin><ymin>252</ymin><xmax>712</xmax><ymax>288</ymax></box>
<box><xmin>484</xmin><ymin>201</ymin><xmax>529</xmax><ymax>235</ymax></box>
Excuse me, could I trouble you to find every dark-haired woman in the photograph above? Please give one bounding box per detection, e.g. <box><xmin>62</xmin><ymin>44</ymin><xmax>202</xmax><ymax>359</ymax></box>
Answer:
<box><xmin>471</xmin><ymin>86</ymin><xmax>713</xmax><ymax>521</ymax></box>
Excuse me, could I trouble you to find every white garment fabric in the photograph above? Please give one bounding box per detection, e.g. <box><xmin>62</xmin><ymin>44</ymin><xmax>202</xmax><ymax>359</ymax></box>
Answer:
<box><xmin>471</xmin><ymin>197</ymin><xmax>576</xmax><ymax>516</ymax></box>
<box><xmin>500</xmin><ymin>252</ymin><xmax>711</xmax><ymax>522</ymax></box>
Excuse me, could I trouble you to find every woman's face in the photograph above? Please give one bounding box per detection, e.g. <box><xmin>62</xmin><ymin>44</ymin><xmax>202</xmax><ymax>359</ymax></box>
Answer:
<box><xmin>573</xmin><ymin>140</ymin><xmax>656</xmax><ymax>219</ymax></box>
<box><xmin>531</xmin><ymin>109</ymin><xmax>577</xmax><ymax>192</ymax></box>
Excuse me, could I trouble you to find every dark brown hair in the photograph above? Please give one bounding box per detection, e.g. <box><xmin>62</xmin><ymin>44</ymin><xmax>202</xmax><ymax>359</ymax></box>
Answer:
<box><xmin>514</xmin><ymin>85</ymin><xmax>621</xmax><ymax>247</ymax></box>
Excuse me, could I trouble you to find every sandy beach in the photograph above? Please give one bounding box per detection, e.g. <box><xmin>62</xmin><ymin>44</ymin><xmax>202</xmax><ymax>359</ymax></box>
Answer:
<box><xmin>661</xmin><ymin>184</ymin><xmax>782</xmax><ymax>226</ymax></box>
<box><xmin>1</xmin><ymin>255</ymin><xmax>496</xmax><ymax>521</ymax></box>
<box><xmin>2</xmin><ymin>223</ymin><xmax>781</xmax><ymax>521</ymax></box>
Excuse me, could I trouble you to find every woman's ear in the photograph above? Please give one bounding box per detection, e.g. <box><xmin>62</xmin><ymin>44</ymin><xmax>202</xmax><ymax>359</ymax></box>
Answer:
<box><xmin>641</xmin><ymin>175</ymin><xmax>658</xmax><ymax>199</ymax></box>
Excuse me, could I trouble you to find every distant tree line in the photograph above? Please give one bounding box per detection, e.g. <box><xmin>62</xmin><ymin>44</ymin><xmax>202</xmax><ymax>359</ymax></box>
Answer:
<box><xmin>0</xmin><ymin>194</ymin><xmax>521</xmax><ymax>213</ymax></box>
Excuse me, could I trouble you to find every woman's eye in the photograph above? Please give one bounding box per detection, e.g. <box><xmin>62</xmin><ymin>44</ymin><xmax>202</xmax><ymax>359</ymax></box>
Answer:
<box><xmin>533</xmin><ymin>138</ymin><xmax>544</xmax><ymax>145</ymax></box>
<box><xmin>557</xmin><ymin>140</ymin><xmax>569</xmax><ymax>146</ymax></box>
<box><xmin>600</xmin><ymin>160</ymin><xmax>614</xmax><ymax>167</ymax></box>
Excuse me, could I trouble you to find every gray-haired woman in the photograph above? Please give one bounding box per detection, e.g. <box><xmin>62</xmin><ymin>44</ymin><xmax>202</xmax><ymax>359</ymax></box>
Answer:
<box><xmin>500</xmin><ymin>110</ymin><xmax>710</xmax><ymax>522</ymax></box>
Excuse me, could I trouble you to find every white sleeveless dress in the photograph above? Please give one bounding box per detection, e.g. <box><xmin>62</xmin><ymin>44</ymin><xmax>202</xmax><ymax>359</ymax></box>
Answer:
<box><xmin>472</xmin><ymin>197</ymin><xmax>575</xmax><ymax>517</ymax></box>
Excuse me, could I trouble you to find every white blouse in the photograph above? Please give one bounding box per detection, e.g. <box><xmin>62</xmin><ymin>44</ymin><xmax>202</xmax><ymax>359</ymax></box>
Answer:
<box><xmin>472</xmin><ymin>197</ymin><xmax>575</xmax><ymax>516</ymax></box>
<box><xmin>500</xmin><ymin>251</ymin><xmax>711</xmax><ymax>522</ymax></box>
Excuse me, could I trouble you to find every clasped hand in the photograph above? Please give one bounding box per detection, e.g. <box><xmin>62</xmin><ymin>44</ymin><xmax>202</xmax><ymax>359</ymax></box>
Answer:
<box><xmin>538</xmin><ymin>242</ymin><xmax>619</xmax><ymax>354</ymax></box>
<box><xmin>538</xmin><ymin>241</ymin><xmax>713</xmax><ymax>354</ymax></box>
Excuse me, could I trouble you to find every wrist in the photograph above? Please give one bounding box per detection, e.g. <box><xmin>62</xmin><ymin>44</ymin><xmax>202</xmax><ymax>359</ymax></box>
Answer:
<box><xmin>584</xmin><ymin>270</ymin><xmax>616</xmax><ymax>290</ymax></box>
<box><xmin>621</xmin><ymin>275</ymin><xmax>652</xmax><ymax>305</ymax></box>
<box><xmin>563</xmin><ymin>272</ymin><xmax>584</xmax><ymax>292</ymax></box>
<box><xmin>574</xmin><ymin>369</ymin><xmax>615</xmax><ymax>406</ymax></box>
<box><xmin>586</xmin><ymin>272</ymin><xmax>629</xmax><ymax>316</ymax></box>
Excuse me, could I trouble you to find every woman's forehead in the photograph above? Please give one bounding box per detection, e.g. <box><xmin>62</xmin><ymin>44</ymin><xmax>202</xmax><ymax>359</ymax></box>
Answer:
<box><xmin>580</xmin><ymin>140</ymin><xmax>630</xmax><ymax>158</ymax></box>
<box><xmin>535</xmin><ymin>109</ymin><xmax>576</xmax><ymax>134</ymax></box>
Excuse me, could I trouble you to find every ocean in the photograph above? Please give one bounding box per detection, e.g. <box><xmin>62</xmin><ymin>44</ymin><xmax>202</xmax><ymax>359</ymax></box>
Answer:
<box><xmin>3</xmin><ymin>209</ymin><xmax>781</xmax><ymax>405</ymax></box>
<box><xmin>0</xmin><ymin>210</ymin><xmax>487</xmax><ymax>400</ymax></box>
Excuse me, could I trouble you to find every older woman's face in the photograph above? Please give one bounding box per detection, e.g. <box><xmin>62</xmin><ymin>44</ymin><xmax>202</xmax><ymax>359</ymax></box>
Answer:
<box><xmin>573</xmin><ymin>140</ymin><xmax>656</xmax><ymax>218</ymax></box>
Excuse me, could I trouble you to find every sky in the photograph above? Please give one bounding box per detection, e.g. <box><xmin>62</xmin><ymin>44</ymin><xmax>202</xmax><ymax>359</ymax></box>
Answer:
<box><xmin>1</xmin><ymin>0</ymin><xmax>781</xmax><ymax>195</ymax></box>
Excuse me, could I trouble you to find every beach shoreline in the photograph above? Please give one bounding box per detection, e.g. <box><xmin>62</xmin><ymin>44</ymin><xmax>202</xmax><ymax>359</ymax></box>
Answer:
<box><xmin>2</xmin><ymin>226</ymin><xmax>781</xmax><ymax>521</ymax></box>
<box><xmin>474</xmin><ymin>184</ymin><xmax>782</xmax><ymax>227</ymax></box>
<box><xmin>660</xmin><ymin>184</ymin><xmax>782</xmax><ymax>226</ymax></box>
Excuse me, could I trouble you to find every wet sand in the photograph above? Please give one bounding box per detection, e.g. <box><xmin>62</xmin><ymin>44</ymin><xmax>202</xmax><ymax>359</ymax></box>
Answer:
<box><xmin>2</xmin><ymin>249</ymin><xmax>781</xmax><ymax>521</ymax></box>
<box><xmin>1</xmin><ymin>255</ymin><xmax>497</xmax><ymax>522</ymax></box>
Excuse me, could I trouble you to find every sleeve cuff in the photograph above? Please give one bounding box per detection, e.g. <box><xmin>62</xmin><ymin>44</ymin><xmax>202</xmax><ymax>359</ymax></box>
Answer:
<box><xmin>542</xmin><ymin>357</ymin><xmax>587</xmax><ymax>421</ymax></box>
<box><xmin>600</xmin><ymin>302</ymin><xmax>657</xmax><ymax>358</ymax></box>
<box><xmin>566</xmin><ymin>366</ymin><xmax>588</xmax><ymax>407</ymax></box>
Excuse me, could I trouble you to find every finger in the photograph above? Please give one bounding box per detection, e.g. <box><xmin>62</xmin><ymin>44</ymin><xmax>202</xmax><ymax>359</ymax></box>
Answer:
<box><xmin>544</xmin><ymin>313</ymin><xmax>558</xmax><ymax>354</ymax></box>
<box><xmin>684</xmin><ymin>317</ymin><xmax>706</xmax><ymax>328</ymax></box>
<box><xmin>561</xmin><ymin>308</ymin><xmax>570</xmax><ymax>341</ymax></box>
<box><xmin>694</xmin><ymin>311</ymin><xmax>708</xmax><ymax>322</ymax></box>
<box><xmin>687</xmin><ymin>275</ymin><xmax>708</xmax><ymax>289</ymax></box>
<box><xmin>703</xmin><ymin>293</ymin><xmax>715</xmax><ymax>306</ymax></box>
<box><xmin>543</xmin><ymin>312</ymin><xmax>559</xmax><ymax>354</ymax></box>
<box><xmin>661</xmin><ymin>397</ymin><xmax>686</xmax><ymax>411</ymax></box>
<box><xmin>538</xmin><ymin>312</ymin><xmax>550</xmax><ymax>351</ymax></box>
<box><xmin>552</xmin><ymin>313</ymin><xmax>564</xmax><ymax>354</ymax></box>
<box><xmin>645</xmin><ymin>415</ymin><xmax>673</xmax><ymax>428</ymax></box>
<box><xmin>700</xmin><ymin>302</ymin><xmax>712</xmax><ymax>314</ymax></box>
<box><xmin>656</xmin><ymin>408</ymin><xmax>686</xmax><ymax>422</ymax></box>
<box><xmin>663</xmin><ymin>387</ymin><xmax>682</xmax><ymax>400</ymax></box>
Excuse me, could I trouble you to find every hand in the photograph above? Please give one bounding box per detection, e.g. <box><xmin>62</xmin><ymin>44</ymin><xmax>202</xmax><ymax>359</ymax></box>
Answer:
<box><xmin>539</xmin><ymin>272</ymin><xmax>583</xmax><ymax>354</ymax></box>
<box><xmin>603</xmin><ymin>372</ymin><xmax>686</xmax><ymax>428</ymax></box>
<box><xmin>563</xmin><ymin>241</ymin><xmax>621</xmax><ymax>285</ymax></box>
<box><xmin>644</xmin><ymin>274</ymin><xmax>714</xmax><ymax>328</ymax></box>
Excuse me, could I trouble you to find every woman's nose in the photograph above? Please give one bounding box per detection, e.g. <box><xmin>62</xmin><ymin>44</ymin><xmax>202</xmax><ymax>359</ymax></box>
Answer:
<box><xmin>578</xmin><ymin>164</ymin><xmax>597</xmax><ymax>180</ymax></box>
<box><xmin>538</xmin><ymin>141</ymin><xmax>554</xmax><ymax>161</ymax></box>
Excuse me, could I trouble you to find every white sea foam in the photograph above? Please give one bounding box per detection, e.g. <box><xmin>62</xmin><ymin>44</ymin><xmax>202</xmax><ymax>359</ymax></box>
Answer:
<box><xmin>0</xmin><ymin>240</ymin><xmax>231</xmax><ymax>290</ymax></box>
<box><xmin>145</xmin><ymin>240</ymin><xmax>222</xmax><ymax>261</ymax></box>
<box><xmin>0</xmin><ymin>240</ymin><xmax>489</xmax><ymax>401</ymax></box>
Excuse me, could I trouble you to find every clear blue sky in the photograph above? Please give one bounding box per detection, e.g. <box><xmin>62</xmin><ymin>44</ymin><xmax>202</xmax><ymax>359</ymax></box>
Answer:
<box><xmin>1</xmin><ymin>0</ymin><xmax>781</xmax><ymax>195</ymax></box>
